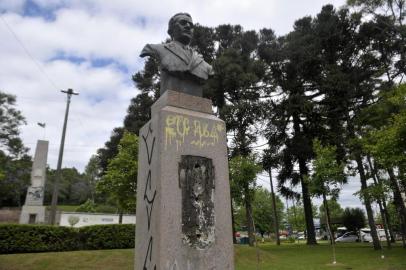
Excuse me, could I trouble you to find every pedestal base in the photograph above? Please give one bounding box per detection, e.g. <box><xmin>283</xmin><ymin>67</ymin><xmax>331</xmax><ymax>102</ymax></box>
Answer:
<box><xmin>19</xmin><ymin>205</ymin><xmax>46</xmax><ymax>224</ymax></box>
<box><xmin>136</xmin><ymin>91</ymin><xmax>234</xmax><ymax>270</ymax></box>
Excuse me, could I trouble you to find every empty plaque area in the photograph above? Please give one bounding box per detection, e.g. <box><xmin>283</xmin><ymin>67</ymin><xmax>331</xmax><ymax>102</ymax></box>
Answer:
<box><xmin>179</xmin><ymin>155</ymin><xmax>215</xmax><ymax>249</ymax></box>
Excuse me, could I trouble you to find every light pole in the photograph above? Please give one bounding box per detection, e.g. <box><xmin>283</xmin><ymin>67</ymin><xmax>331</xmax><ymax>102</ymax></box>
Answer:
<box><xmin>49</xmin><ymin>88</ymin><xmax>79</xmax><ymax>225</ymax></box>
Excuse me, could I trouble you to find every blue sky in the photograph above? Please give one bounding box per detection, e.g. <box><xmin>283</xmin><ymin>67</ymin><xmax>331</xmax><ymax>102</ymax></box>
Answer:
<box><xmin>0</xmin><ymin>0</ymin><xmax>365</xmax><ymax>208</ymax></box>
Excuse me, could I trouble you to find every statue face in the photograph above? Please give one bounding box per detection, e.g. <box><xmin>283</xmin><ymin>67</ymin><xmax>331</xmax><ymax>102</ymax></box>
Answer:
<box><xmin>171</xmin><ymin>14</ymin><xmax>193</xmax><ymax>45</ymax></box>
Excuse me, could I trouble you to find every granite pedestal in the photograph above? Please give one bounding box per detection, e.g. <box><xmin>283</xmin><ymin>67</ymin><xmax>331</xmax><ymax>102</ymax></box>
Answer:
<box><xmin>136</xmin><ymin>90</ymin><xmax>234</xmax><ymax>270</ymax></box>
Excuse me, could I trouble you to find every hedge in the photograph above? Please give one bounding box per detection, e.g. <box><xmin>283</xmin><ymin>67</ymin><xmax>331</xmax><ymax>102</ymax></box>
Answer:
<box><xmin>79</xmin><ymin>224</ymin><xmax>135</xmax><ymax>250</ymax></box>
<box><xmin>0</xmin><ymin>224</ymin><xmax>135</xmax><ymax>254</ymax></box>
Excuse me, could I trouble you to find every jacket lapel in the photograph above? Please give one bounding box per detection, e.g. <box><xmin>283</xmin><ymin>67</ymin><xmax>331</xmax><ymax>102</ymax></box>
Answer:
<box><xmin>164</xmin><ymin>42</ymin><xmax>190</xmax><ymax>65</ymax></box>
<box><xmin>188</xmin><ymin>51</ymin><xmax>204</xmax><ymax>72</ymax></box>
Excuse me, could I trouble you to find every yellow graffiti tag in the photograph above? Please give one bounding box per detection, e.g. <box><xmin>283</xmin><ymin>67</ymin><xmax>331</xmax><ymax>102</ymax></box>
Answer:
<box><xmin>164</xmin><ymin>114</ymin><xmax>225</xmax><ymax>150</ymax></box>
<box><xmin>165</xmin><ymin>115</ymin><xmax>190</xmax><ymax>150</ymax></box>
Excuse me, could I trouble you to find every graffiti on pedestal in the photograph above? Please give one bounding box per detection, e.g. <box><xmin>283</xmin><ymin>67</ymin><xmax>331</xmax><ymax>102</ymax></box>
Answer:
<box><xmin>142</xmin><ymin>123</ymin><xmax>157</xmax><ymax>270</ymax></box>
<box><xmin>165</xmin><ymin>114</ymin><xmax>224</xmax><ymax>150</ymax></box>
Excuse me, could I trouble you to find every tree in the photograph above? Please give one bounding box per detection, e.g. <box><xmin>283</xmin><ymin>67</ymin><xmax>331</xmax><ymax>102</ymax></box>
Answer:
<box><xmin>342</xmin><ymin>207</ymin><xmax>366</xmax><ymax>236</ymax></box>
<box><xmin>97</xmin><ymin>93</ymin><xmax>153</xmax><ymax>174</ymax></box>
<box><xmin>0</xmin><ymin>91</ymin><xmax>31</xmax><ymax>207</ymax></box>
<box><xmin>45</xmin><ymin>167</ymin><xmax>90</xmax><ymax>206</ymax></box>
<box><xmin>286</xmin><ymin>200</ymin><xmax>307</xmax><ymax>233</ymax></box>
<box><xmin>0</xmin><ymin>151</ymin><xmax>31</xmax><ymax>207</ymax></box>
<box><xmin>263</xmin><ymin>147</ymin><xmax>283</xmax><ymax>245</ymax></box>
<box><xmin>96</xmin><ymin>131</ymin><xmax>138</xmax><ymax>223</ymax></box>
<box><xmin>229</xmin><ymin>155</ymin><xmax>262</xmax><ymax>246</ymax></box>
<box><xmin>252</xmin><ymin>187</ymin><xmax>284</xmax><ymax>238</ymax></box>
<box><xmin>361</xmin><ymin>84</ymin><xmax>406</xmax><ymax>247</ymax></box>
<box><xmin>319</xmin><ymin>199</ymin><xmax>344</xmax><ymax>231</ymax></box>
<box><xmin>259</xmin><ymin>15</ymin><xmax>323</xmax><ymax>245</ymax></box>
<box><xmin>347</xmin><ymin>0</ymin><xmax>405</xmax><ymax>84</ymax></box>
<box><xmin>0</xmin><ymin>91</ymin><xmax>27</xmax><ymax>157</ymax></box>
<box><xmin>310</xmin><ymin>139</ymin><xmax>346</xmax><ymax>250</ymax></box>
<box><xmin>84</xmin><ymin>155</ymin><xmax>101</xmax><ymax>202</ymax></box>
<box><xmin>75</xmin><ymin>199</ymin><xmax>96</xmax><ymax>213</ymax></box>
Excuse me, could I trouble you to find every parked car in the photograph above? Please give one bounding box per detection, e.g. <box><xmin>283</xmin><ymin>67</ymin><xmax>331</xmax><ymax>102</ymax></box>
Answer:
<box><xmin>296</xmin><ymin>231</ymin><xmax>306</xmax><ymax>240</ymax></box>
<box><xmin>336</xmin><ymin>232</ymin><xmax>359</xmax><ymax>242</ymax></box>
<box><xmin>361</xmin><ymin>229</ymin><xmax>387</xmax><ymax>242</ymax></box>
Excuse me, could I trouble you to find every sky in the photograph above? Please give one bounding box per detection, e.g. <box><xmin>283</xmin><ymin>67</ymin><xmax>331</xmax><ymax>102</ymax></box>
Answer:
<box><xmin>0</xmin><ymin>0</ymin><xmax>368</xmax><ymax>209</ymax></box>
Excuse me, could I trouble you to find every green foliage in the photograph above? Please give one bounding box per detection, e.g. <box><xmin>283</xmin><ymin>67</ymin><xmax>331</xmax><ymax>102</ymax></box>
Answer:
<box><xmin>310</xmin><ymin>139</ymin><xmax>347</xmax><ymax>198</ymax></box>
<box><xmin>0</xmin><ymin>151</ymin><xmax>31</xmax><ymax>207</ymax></box>
<box><xmin>0</xmin><ymin>224</ymin><xmax>79</xmax><ymax>253</ymax></box>
<box><xmin>252</xmin><ymin>187</ymin><xmax>284</xmax><ymax>235</ymax></box>
<box><xmin>229</xmin><ymin>155</ymin><xmax>262</xmax><ymax>205</ymax></box>
<box><xmin>76</xmin><ymin>199</ymin><xmax>97</xmax><ymax>213</ymax></box>
<box><xmin>68</xmin><ymin>216</ymin><xmax>80</xmax><ymax>227</ymax></box>
<box><xmin>0</xmin><ymin>91</ymin><xmax>31</xmax><ymax>207</ymax></box>
<box><xmin>363</xmin><ymin>86</ymin><xmax>406</xmax><ymax>169</ymax></box>
<box><xmin>342</xmin><ymin>207</ymin><xmax>366</xmax><ymax>232</ymax></box>
<box><xmin>234</xmin><ymin>187</ymin><xmax>284</xmax><ymax>235</ymax></box>
<box><xmin>45</xmin><ymin>167</ymin><xmax>91</xmax><ymax>206</ymax></box>
<box><xmin>319</xmin><ymin>199</ymin><xmax>344</xmax><ymax>223</ymax></box>
<box><xmin>84</xmin><ymin>155</ymin><xmax>101</xmax><ymax>202</ymax></box>
<box><xmin>94</xmin><ymin>204</ymin><xmax>118</xmax><ymax>214</ymax></box>
<box><xmin>285</xmin><ymin>201</ymin><xmax>307</xmax><ymax>232</ymax></box>
<box><xmin>78</xmin><ymin>224</ymin><xmax>135</xmax><ymax>250</ymax></box>
<box><xmin>97</xmin><ymin>93</ymin><xmax>154</xmax><ymax>174</ymax></box>
<box><xmin>0</xmin><ymin>224</ymin><xmax>135</xmax><ymax>254</ymax></box>
<box><xmin>0</xmin><ymin>91</ymin><xmax>27</xmax><ymax>156</ymax></box>
<box><xmin>97</xmin><ymin>131</ymin><xmax>138</xmax><ymax>214</ymax></box>
<box><xmin>229</xmin><ymin>155</ymin><xmax>262</xmax><ymax>245</ymax></box>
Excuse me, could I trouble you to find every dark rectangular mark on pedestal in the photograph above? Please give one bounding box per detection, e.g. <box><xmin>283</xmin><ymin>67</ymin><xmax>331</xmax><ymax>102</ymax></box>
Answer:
<box><xmin>179</xmin><ymin>155</ymin><xmax>215</xmax><ymax>249</ymax></box>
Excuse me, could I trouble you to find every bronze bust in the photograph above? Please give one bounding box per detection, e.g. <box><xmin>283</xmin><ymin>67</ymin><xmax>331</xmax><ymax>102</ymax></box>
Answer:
<box><xmin>140</xmin><ymin>13</ymin><xmax>213</xmax><ymax>97</ymax></box>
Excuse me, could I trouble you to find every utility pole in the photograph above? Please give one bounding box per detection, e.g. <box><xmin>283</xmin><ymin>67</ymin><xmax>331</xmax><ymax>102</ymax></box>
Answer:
<box><xmin>49</xmin><ymin>89</ymin><xmax>79</xmax><ymax>225</ymax></box>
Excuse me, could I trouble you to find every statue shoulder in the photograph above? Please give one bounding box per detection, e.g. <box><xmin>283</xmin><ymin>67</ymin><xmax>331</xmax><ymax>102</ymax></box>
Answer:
<box><xmin>139</xmin><ymin>43</ymin><xmax>166</xmax><ymax>58</ymax></box>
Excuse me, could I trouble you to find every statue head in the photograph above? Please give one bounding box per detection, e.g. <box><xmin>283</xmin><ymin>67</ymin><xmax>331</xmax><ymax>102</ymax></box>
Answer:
<box><xmin>168</xmin><ymin>13</ymin><xmax>193</xmax><ymax>46</ymax></box>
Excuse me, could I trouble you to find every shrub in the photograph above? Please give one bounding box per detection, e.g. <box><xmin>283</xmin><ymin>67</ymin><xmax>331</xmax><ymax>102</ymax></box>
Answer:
<box><xmin>0</xmin><ymin>224</ymin><xmax>135</xmax><ymax>254</ymax></box>
<box><xmin>0</xmin><ymin>224</ymin><xmax>79</xmax><ymax>253</ymax></box>
<box><xmin>79</xmin><ymin>224</ymin><xmax>135</xmax><ymax>250</ymax></box>
<box><xmin>75</xmin><ymin>199</ymin><xmax>96</xmax><ymax>213</ymax></box>
<box><xmin>68</xmin><ymin>216</ymin><xmax>80</xmax><ymax>227</ymax></box>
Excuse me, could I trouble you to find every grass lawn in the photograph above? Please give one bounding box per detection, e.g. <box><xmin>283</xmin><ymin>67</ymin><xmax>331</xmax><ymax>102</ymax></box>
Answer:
<box><xmin>0</xmin><ymin>243</ymin><xmax>405</xmax><ymax>270</ymax></box>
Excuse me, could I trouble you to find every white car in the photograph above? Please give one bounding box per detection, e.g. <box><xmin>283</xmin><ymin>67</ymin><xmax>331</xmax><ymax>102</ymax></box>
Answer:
<box><xmin>361</xmin><ymin>229</ymin><xmax>387</xmax><ymax>242</ymax></box>
<box><xmin>336</xmin><ymin>232</ymin><xmax>359</xmax><ymax>242</ymax></box>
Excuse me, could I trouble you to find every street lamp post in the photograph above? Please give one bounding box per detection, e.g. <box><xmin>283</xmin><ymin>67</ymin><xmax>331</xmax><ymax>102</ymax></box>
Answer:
<box><xmin>49</xmin><ymin>88</ymin><xmax>79</xmax><ymax>225</ymax></box>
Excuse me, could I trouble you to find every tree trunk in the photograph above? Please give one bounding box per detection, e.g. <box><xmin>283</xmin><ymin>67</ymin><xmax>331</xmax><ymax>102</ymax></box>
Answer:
<box><xmin>387</xmin><ymin>168</ymin><xmax>406</xmax><ymax>248</ymax></box>
<box><xmin>299</xmin><ymin>159</ymin><xmax>317</xmax><ymax>245</ymax></box>
<box><xmin>231</xmin><ymin>199</ymin><xmax>237</xmax><ymax>244</ymax></box>
<box><xmin>119</xmin><ymin>210</ymin><xmax>123</xmax><ymax>224</ymax></box>
<box><xmin>323</xmin><ymin>192</ymin><xmax>336</xmax><ymax>263</ymax></box>
<box><xmin>269</xmin><ymin>169</ymin><xmax>280</xmax><ymax>246</ymax></box>
<box><xmin>292</xmin><ymin>112</ymin><xmax>316</xmax><ymax>245</ymax></box>
<box><xmin>382</xmin><ymin>200</ymin><xmax>396</xmax><ymax>243</ymax></box>
<box><xmin>367</xmin><ymin>157</ymin><xmax>391</xmax><ymax>248</ymax></box>
<box><xmin>323</xmin><ymin>193</ymin><xmax>334</xmax><ymax>244</ymax></box>
<box><xmin>245</xmin><ymin>195</ymin><xmax>255</xmax><ymax>246</ymax></box>
<box><xmin>355</xmin><ymin>155</ymin><xmax>381</xmax><ymax>250</ymax></box>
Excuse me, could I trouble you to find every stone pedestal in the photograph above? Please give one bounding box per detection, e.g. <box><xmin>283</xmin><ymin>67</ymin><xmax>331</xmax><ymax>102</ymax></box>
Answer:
<box><xmin>136</xmin><ymin>91</ymin><xmax>234</xmax><ymax>270</ymax></box>
<box><xmin>20</xmin><ymin>140</ymin><xmax>49</xmax><ymax>224</ymax></box>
